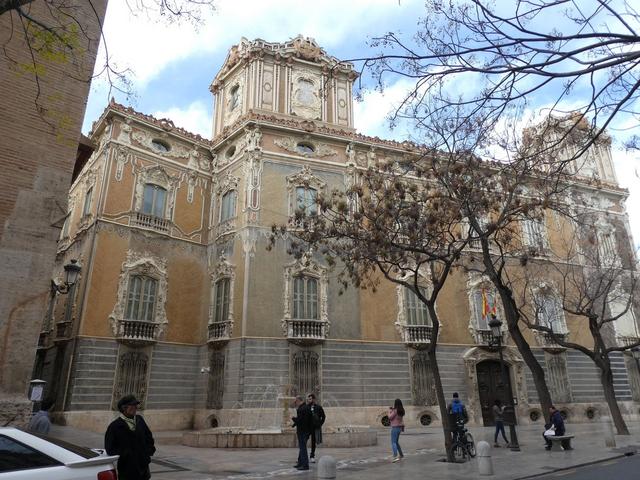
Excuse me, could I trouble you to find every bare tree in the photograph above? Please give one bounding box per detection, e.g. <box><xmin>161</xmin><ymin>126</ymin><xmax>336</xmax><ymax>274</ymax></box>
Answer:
<box><xmin>353</xmin><ymin>0</ymin><xmax>640</xmax><ymax>161</ymax></box>
<box><xmin>519</xmin><ymin>210</ymin><xmax>639</xmax><ymax>434</ymax></box>
<box><xmin>270</xmin><ymin>157</ymin><xmax>472</xmax><ymax>462</ymax></box>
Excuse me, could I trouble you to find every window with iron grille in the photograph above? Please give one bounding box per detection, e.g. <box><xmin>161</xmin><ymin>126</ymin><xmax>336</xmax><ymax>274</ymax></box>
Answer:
<box><xmin>411</xmin><ymin>352</ymin><xmax>437</xmax><ymax>405</ymax></box>
<box><xmin>112</xmin><ymin>351</ymin><xmax>149</xmax><ymax>409</ymax></box>
<box><xmin>292</xmin><ymin>350</ymin><xmax>319</xmax><ymax>398</ymax></box>
<box><xmin>213</xmin><ymin>278</ymin><xmax>230</xmax><ymax>323</ymax></box>
<box><xmin>207</xmin><ymin>351</ymin><xmax>225</xmax><ymax>409</ymax></box>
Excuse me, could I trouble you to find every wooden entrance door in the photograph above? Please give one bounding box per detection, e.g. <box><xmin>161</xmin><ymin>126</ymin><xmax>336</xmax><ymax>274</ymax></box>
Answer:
<box><xmin>476</xmin><ymin>360</ymin><xmax>514</xmax><ymax>426</ymax></box>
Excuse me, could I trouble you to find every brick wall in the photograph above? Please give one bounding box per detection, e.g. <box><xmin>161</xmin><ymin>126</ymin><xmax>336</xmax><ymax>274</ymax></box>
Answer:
<box><xmin>0</xmin><ymin>1</ymin><xmax>107</xmax><ymax>422</ymax></box>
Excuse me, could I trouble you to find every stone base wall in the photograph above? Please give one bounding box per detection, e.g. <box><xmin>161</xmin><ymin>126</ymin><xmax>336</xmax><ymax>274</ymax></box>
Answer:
<box><xmin>0</xmin><ymin>397</ymin><xmax>32</xmax><ymax>428</ymax></box>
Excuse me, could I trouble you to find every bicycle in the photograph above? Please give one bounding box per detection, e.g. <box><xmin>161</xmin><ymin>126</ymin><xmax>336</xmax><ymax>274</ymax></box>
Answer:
<box><xmin>449</xmin><ymin>419</ymin><xmax>476</xmax><ymax>462</ymax></box>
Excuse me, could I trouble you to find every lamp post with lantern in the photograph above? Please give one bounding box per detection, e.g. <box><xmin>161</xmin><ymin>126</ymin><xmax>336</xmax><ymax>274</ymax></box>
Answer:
<box><xmin>488</xmin><ymin>314</ymin><xmax>521</xmax><ymax>452</ymax></box>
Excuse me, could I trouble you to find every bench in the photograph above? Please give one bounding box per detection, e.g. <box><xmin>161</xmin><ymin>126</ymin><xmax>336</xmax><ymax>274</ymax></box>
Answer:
<box><xmin>548</xmin><ymin>434</ymin><xmax>574</xmax><ymax>451</ymax></box>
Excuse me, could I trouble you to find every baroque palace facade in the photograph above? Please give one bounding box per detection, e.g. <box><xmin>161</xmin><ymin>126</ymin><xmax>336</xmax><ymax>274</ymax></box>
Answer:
<box><xmin>34</xmin><ymin>36</ymin><xmax>640</xmax><ymax>432</ymax></box>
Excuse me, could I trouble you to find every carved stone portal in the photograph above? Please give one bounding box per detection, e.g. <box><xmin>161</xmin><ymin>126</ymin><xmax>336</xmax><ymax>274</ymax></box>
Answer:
<box><xmin>463</xmin><ymin>346</ymin><xmax>527</xmax><ymax>425</ymax></box>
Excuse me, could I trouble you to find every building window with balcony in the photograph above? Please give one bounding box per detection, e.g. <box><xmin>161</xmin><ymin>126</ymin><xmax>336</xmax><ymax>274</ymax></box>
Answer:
<box><xmin>219</xmin><ymin>190</ymin><xmax>237</xmax><ymax>222</ymax></box>
<box><xmin>109</xmin><ymin>251</ymin><xmax>168</xmax><ymax>345</ymax></box>
<box><xmin>396</xmin><ymin>283</ymin><xmax>435</xmax><ymax>346</ymax></box>
<box><xmin>535</xmin><ymin>292</ymin><xmax>566</xmax><ymax>333</ymax></box>
<box><xmin>208</xmin><ymin>258</ymin><xmax>235</xmax><ymax>342</ymax></box>
<box><xmin>283</xmin><ymin>256</ymin><xmax>329</xmax><ymax>344</ymax></box>
<box><xmin>405</xmin><ymin>287</ymin><xmax>431</xmax><ymax>326</ymax></box>
<box><xmin>467</xmin><ymin>276</ymin><xmax>503</xmax><ymax>345</ymax></box>
<box><xmin>142</xmin><ymin>184</ymin><xmax>167</xmax><ymax>218</ymax></box>
<box><xmin>286</xmin><ymin>166</ymin><xmax>326</xmax><ymax>224</ymax></box>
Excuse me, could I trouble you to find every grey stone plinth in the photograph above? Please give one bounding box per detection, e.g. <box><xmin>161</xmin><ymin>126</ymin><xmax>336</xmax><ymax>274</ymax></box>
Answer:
<box><xmin>182</xmin><ymin>426</ymin><xmax>377</xmax><ymax>448</ymax></box>
<box><xmin>476</xmin><ymin>441</ymin><xmax>493</xmax><ymax>476</ymax></box>
<box><xmin>317</xmin><ymin>456</ymin><xmax>337</xmax><ymax>479</ymax></box>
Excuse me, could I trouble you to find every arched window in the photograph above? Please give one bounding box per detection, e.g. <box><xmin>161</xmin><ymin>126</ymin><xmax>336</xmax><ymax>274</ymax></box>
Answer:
<box><xmin>220</xmin><ymin>190</ymin><xmax>237</xmax><ymax>222</ymax></box>
<box><xmin>293</xmin><ymin>275</ymin><xmax>318</xmax><ymax>320</ymax></box>
<box><xmin>125</xmin><ymin>276</ymin><xmax>158</xmax><ymax>322</ymax></box>
<box><xmin>82</xmin><ymin>186</ymin><xmax>93</xmax><ymax>217</ymax></box>
<box><xmin>142</xmin><ymin>184</ymin><xmax>167</xmax><ymax>218</ymax></box>
<box><xmin>404</xmin><ymin>287</ymin><xmax>431</xmax><ymax>325</ymax></box>
<box><xmin>295</xmin><ymin>186</ymin><xmax>317</xmax><ymax>215</ymax></box>
<box><xmin>213</xmin><ymin>278</ymin><xmax>231</xmax><ymax>323</ymax></box>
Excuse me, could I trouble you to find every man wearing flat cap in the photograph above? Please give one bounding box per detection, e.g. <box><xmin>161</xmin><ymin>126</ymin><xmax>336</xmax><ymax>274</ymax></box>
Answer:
<box><xmin>105</xmin><ymin>395</ymin><xmax>156</xmax><ymax>480</ymax></box>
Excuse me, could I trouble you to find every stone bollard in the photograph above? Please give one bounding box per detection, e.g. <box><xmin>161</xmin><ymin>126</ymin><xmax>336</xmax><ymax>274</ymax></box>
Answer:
<box><xmin>317</xmin><ymin>455</ymin><xmax>337</xmax><ymax>479</ymax></box>
<box><xmin>477</xmin><ymin>441</ymin><xmax>494</xmax><ymax>476</ymax></box>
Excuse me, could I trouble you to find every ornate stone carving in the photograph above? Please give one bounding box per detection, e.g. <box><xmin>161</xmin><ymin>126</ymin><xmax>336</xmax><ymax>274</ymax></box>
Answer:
<box><xmin>113</xmin><ymin>145</ymin><xmax>131</xmax><ymax>182</ymax></box>
<box><xmin>282</xmin><ymin>255</ymin><xmax>329</xmax><ymax>337</ymax></box>
<box><xmin>290</xmin><ymin>69</ymin><xmax>321</xmax><ymax>120</ymax></box>
<box><xmin>187</xmin><ymin>172</ymin><xmax>197</xmax><ymax>204</ymax></box>
<box><xmin>346</xmin><ymin>142</ymin><xmax>356</xmax><ymax>165</ymax></box>
<box><xmin>273</xmin><ymin>136</ymin><xmax>337</xmax><ymax>158</ymax></box>
<box><xmin>244</xmin><ymin>126</ymin><xmax>262</xmax><ymax>151</ymax></box>
<box><xmin>108</xmin><ymin>250</ymin><xmax>169</xmax><ymax>340</ymax></box>
<box><xmin>244</xmin><ymin>151</ymin><xmax>263</xmax><ymax>224</ymax></box>
<box><xmin>117</xmin><ymin>120</ymin><xmax>132</xmax><ymax>144</ymax></box>
<box><xmin>463</xmin><ymin>346</ymin><xmax>527</xmax><ymax>425</ymax></box>
<box><xmin>223</xmin><ymin>73</ymin><xmax>245</xmax><ymax>126</ymax></box>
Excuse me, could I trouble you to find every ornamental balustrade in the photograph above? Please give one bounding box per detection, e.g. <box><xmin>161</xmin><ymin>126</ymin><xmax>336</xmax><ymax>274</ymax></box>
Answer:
<box><xmin>131</xmin><ymin>212</ymin><xmax>170</xmax><ymax>233</ymax></box>
<box><xmin>208</xmin><ymin>321</ymin><xmax>232</xmax><ymax>342</ymax></box>
<box><xmin>617</xmin><ymin>334</ymin><xmax>640</xmax><ymax>348</ymax></box>
<box><xmin>116</xmin><ymin>319</ymin><xmax>159</xmax><ymax>345</ymax></box>
<box><xmin>536</xmin><ymin>331</ymin><xmax>568</xmax><ymax>349</ymax></box>
<box><xmin>400</xmin><ymin>324</ymin><xmax>435</xmax><ymax>346</ymax></box>
<box><xmin>286</xmin><ymin>319</ymin><xmax>327</xmax><ymax>344</ymax></box>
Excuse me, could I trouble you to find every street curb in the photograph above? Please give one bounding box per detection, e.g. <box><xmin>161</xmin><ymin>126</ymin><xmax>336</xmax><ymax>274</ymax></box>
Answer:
<box><xmin>513</xmin><ymin>451</ymin><xmax>635</xmax><ymax>479</ymax></box>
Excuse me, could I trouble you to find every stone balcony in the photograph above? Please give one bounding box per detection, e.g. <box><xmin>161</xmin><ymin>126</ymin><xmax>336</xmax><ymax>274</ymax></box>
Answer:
<box><xmin>617</xmin><ymin>335</ymin><xmax>640</xmax><ymax>348</ymax></box>
<box><xmin>208</xmin><ymin>321</ymin><xmax>232</xmax><ymax>344</ymax></box>
<box><xmin>131</xmin><ymin>212</ymin><xmax>170</xmax><ymax>234</ymax></box>
<box><xmin>536</xmin><ymin>331</ymin><xmax>568</xmax><ymax>349</ymax></box>
<box><xmin>285</xmin><ymin>319</ymin><xmax>328</xmax><ymax>345</ymax></box>
<box><xmin>115</xmin><ymin>319</ymin><xmax>159</xmax><ymax>346</ymax></box>
<box><xmin>473</xmin><ymin>328</ymin><xmax>506</xmax><ymax>347</ymax></box>
<box><xmin>399</xmin><ymin>324</ymin><xmax>435</xmax><ymax>349</ymax></box>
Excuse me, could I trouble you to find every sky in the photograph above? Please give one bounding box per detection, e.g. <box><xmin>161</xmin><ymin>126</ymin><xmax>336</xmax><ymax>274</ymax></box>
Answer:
<box><xmin>83</xmin><ymin>0</ymin><xmax>640</xmax><ymax>249</ymax></box>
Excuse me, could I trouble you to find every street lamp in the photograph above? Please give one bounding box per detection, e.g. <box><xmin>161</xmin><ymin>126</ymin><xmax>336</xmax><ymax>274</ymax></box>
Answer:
<box><xmin>488</xmin><ymin>314</ymin><xmax>520</xmax><ymax>452</ymax></box>
<box><xmin>51</xmin><ymin>259</ymin><xmax>81</xmax><ymax>294</ymax></box>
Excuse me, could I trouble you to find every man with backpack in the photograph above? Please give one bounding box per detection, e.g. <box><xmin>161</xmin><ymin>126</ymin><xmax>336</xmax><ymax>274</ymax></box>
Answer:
<box><xmin>306</xmin><ymin>393</ymin><xmax>326</xmax><ymax>463</ymax></box>
<box><xmin>447</xmin><ymin>392</ymin><xmax>469</xmax><ymax>424</ymax></box>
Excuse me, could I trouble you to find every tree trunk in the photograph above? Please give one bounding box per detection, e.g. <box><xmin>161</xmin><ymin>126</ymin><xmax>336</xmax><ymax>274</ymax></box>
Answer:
<box><xmin>427</xmin><ymin>345</ymin><xmax>454</xmax><ymax>462</ymax></box>
<box><xmin>480</xmin><ymin>244</ymin><xmax>553</xmax><ymax>422</ymax></box>
<box><xmin>597</xmin><ymin>357</ymin><xmax>630</xmax><ymax>435</ymax></box>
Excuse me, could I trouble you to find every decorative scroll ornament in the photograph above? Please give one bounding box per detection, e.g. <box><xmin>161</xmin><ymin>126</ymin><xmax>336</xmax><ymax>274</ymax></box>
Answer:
<box><xmin>274</xmin><ymin>136</ymin><xmax>337</xmax><ymax>158</ymax></box>
<box><xmin>290</xmin><ymin>70</ymin><xmax>322</xmax><ymax>120</ymax></box>
<box><xmin>108</xmin><ymin>250</ymin><xmax>169</xmax><ymax>339</ymax></box>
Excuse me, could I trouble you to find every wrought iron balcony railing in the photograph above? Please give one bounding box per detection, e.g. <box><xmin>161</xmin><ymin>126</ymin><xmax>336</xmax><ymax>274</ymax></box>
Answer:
<box><xmin>473</xmin><ymin>328</ymin><xmax>506</xmax><ymax>346</ymax></box>
<box><xmin>536</xmin><ymin>331</ymin><xmax>568</xmax><ymax>348</ymax></box>
<box><xmin>617</xmin><ymin>334</ymin><xmax>640</xmax><ymax>348</ymax></box>
<box><xmin>116</xmin><ymin>319</ymin><xmax>159</xmax><ymax>345</ymax></box>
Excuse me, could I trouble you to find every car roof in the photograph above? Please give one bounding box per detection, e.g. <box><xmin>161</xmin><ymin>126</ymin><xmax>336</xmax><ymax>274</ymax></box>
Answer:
<box><xmin>0</xmin><ymin>428</ymin><xmax>88</xmax><ymax>464</ymax></box>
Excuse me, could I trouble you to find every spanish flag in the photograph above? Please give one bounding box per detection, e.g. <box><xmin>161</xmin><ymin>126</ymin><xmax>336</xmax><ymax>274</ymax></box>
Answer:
<box><xmin>482</xmin><ymin>289</ymin><xmax>497</xmax><ymax>318</ymax></box>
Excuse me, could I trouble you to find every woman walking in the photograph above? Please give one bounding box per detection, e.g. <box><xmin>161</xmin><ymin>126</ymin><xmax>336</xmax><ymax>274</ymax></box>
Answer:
<box><xmin>388</xmin><ymin>399</ymin><xmax>405</xmax><ymax>462</ymax></box>
<box><xmin>493</xmin><ymin>399</ymin><xmax>509</xmax><ymax>447</ymax></box>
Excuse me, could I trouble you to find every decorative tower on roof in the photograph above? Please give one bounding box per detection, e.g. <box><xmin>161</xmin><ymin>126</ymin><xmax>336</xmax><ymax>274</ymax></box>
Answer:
<box><xmin>210</xmin><ymin>35</ymin><xmax>359</xmax><ymax>138</ymax></box>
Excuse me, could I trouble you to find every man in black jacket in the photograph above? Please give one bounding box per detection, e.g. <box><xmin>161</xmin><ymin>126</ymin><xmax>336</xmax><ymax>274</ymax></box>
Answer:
<box><xmin>306</xmin><ymin>393</ymin><xmax>326</xmax><ymax>463</ymax></box>
<box><xmin>292</xmin><ymin>394</ymin><xmax>313</xmax><ymax>470</ymax></box>
<box><xmin>105</xmin><ymin>395</ymin><xmax>156</xmax><ymax>480</ymax></box>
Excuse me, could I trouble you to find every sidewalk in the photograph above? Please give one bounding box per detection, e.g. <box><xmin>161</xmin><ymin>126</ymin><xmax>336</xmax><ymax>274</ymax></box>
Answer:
<box><xmin>49</xmin><ymin>421</ymin><xmax>640</xmax><ymax>479</ymax></box>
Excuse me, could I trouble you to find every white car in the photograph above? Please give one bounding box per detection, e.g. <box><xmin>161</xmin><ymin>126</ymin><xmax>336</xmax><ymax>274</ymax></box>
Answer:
<box><xmin>0</xmin><ymin>427</ymin><xmax>118</xmax><ymax>479</ymax></box>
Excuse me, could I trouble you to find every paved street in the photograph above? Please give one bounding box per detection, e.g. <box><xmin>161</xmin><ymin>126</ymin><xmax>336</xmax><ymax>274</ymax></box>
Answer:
<box><xmin>537</xmin><ymin>453</ymin><xmax>640</xmax><ymax>479</ymax></box>
<box><xmin>50</xmin><ymin>421</ymin><xmax>640</xmax><ymax>479</ymax></box>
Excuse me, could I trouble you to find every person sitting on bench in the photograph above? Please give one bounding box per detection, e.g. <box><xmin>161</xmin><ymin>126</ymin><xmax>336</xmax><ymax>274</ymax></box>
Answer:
<box><xmin>544</xmin><ymin>405</ymin><xmax>565</xmax><ymax>451</ymax></box>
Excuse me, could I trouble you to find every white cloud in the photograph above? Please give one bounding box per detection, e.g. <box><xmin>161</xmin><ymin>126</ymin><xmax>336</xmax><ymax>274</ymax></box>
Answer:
<box><xmin>153</xmin><ymin>101</ymin><xmax>212</xmax><ymax>139</ymax></box>
<box><xmin>95</xmin><ymin>0</ymin><xmax>419</xmax><ymax>88</ymax></box>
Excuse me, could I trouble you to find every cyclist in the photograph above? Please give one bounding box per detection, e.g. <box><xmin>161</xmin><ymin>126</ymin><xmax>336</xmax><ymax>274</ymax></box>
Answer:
<box><xmin>447</xmin><ymin>392</ymin><xmax>469</xmax><ymax>425</ymax></box>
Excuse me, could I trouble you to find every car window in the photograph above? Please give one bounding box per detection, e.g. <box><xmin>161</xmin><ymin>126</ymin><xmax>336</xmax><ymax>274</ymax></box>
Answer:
<box><xmin>28</xmin><ymin>432</ymin><xmax>100</xmax><ymax>459</ymax></box>
<box><xmin>0</xmin><ymin>435</ymin><xmax>61</xmax><ymax>472</ymax></box>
